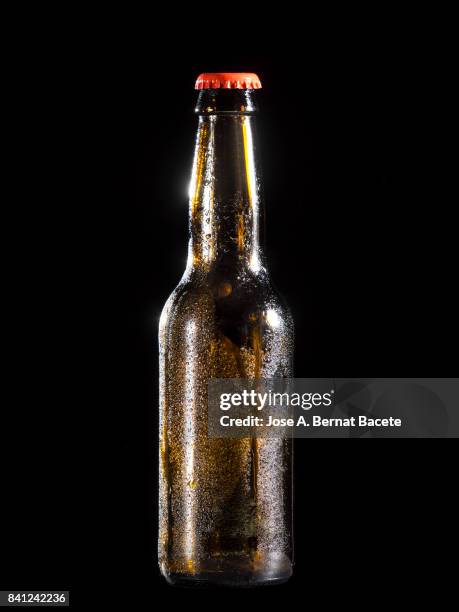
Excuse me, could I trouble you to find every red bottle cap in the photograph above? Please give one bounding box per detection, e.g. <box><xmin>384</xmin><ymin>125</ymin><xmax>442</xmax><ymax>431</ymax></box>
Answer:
<box><xmin>195</xmin><ymin>72</ymin><xmax>262</xmax><ymax>90</ymax></box>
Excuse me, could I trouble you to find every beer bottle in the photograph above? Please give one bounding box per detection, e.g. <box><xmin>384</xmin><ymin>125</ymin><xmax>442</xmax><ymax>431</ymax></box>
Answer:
<box><xmin>159</xmin><ymin>72</ymin><xmax>293</xmax><ymax>586</ymax></box>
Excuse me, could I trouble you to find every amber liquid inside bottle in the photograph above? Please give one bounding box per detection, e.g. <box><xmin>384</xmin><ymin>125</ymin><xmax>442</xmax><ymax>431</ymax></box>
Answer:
<box><xmin>159</xmin><ymin>88</ymin><xmax>293</xmax><ymax>586</ymax></box>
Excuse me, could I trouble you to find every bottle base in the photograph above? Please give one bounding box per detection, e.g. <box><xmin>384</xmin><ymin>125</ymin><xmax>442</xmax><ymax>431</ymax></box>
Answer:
<box><xmin>160</xmin><ymin>552</ymin><xmax>292</xmax><ymax>588</ymax></box>
<box><xmin>164</xmin><ymin>573</ymin><xmax>291</xmax><ymax>588</ymax></box>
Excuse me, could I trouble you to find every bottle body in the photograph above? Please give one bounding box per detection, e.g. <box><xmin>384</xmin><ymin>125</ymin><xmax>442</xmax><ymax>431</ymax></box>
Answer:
<box><xmin>158</xmin><ymin>84</ymin><xmax>293</xmax><ymax>586</ymax></box>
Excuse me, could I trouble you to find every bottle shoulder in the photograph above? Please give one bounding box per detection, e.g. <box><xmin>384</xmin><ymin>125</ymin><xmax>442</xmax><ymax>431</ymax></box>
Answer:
<box><xmin>159</xmin><ymin>269</ymin><xmax>293</xmax><ymax>334</ymax></box>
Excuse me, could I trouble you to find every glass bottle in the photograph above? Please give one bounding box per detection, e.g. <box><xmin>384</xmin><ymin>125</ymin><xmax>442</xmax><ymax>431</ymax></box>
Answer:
<box><xmin>159</xmin><ymin>73</ymin><xmax>293</xmax><ymax>586</ymax></box>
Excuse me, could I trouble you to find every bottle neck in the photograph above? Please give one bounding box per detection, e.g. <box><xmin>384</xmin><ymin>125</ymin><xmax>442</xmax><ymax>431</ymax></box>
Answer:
<box><xmin>187</xmin><ymin>90</ymin><xmax>264</xmax><ymax>275</ymax></box>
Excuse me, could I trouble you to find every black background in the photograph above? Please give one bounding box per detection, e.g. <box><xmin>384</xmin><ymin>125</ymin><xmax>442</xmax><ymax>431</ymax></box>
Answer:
<box><xmin>1</xmin><ymin>17</ymin><xmax>457</xmax><ymax>608</ymax></box>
